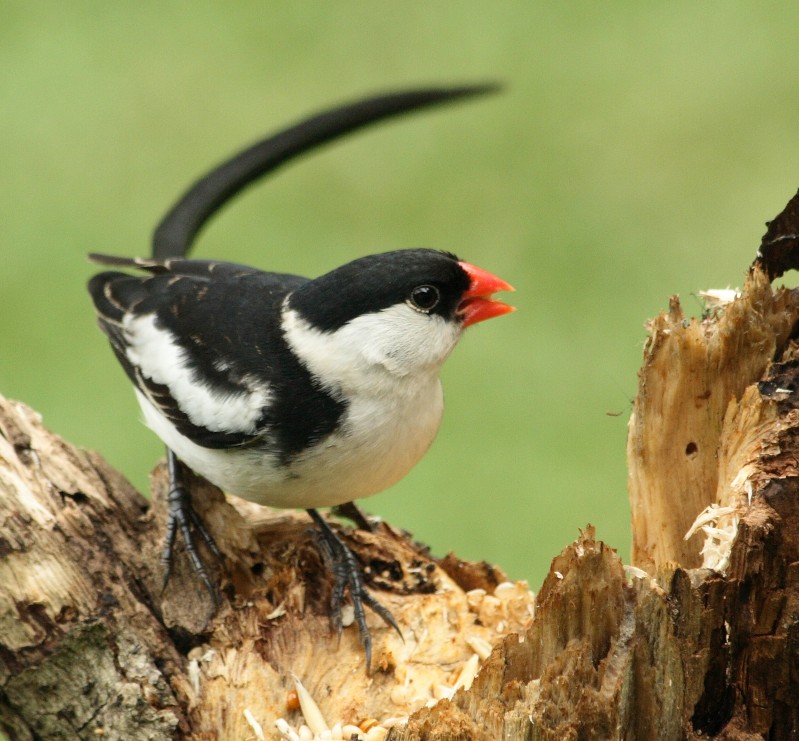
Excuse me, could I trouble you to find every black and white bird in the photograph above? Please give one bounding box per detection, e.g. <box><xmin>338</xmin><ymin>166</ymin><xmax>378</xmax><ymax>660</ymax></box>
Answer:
<box><xmin>87</xmin><ymin>85</ymin><xmax>513</xmax><ymax>667</ymax></box>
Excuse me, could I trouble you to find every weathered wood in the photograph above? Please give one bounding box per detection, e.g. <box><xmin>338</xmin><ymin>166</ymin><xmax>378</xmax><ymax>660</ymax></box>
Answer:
<box><xmin>0</xmin><ymin>398</ymin><xmax>182</xmax><ymax>740</ymax></box>
<box><xmin>627</xmin><ymin>268</ymin><xmax>799</xmax><ymax>574</ymax></box>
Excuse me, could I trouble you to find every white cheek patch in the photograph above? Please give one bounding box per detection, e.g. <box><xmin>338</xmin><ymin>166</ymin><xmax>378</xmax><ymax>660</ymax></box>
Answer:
<box><xmin>282</xmin><ymin>304</ymin><xmax>463</xmax><ymax>391</ymax></box>
<box><xmin>123</xmin><ymin>313</ymin><xmax>270</xmax><ymax>434</ymax></box>
<box><xmin>366</xmin><ymin>304</ymin><xmax>463</xmax><ymax>372</ymax></box>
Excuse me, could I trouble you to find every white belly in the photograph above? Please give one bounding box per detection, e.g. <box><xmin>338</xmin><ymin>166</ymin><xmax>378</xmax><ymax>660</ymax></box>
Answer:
<box><xmin>135</xmin><ymin>378</ymin><xmax>444</xmax><ymax>508</ymax></box>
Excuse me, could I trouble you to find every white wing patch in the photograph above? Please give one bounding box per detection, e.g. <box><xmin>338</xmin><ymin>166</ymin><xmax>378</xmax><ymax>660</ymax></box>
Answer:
<box><xmin>123</xmin><ymin>313</ymin><xmax>270</xmax><ymax>434</ymax></box>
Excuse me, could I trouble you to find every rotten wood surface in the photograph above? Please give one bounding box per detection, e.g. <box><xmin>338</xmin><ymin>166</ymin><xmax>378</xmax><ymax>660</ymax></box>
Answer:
<box><xmin>5</xmin><ymin>194</ymin><xmax>799</xmax><ymax>739</ymax></box>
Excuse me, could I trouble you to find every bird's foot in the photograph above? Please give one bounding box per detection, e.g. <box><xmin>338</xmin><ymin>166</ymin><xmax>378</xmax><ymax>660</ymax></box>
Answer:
<box><xmin>161</xmin><ymin>479</ymin><xmax>224</xmax><ymax>607</ymax></box>
<box><xmin>307</xmin><ymin>509</ymin><xmax>402</xmax><ymax>671</ymax></box>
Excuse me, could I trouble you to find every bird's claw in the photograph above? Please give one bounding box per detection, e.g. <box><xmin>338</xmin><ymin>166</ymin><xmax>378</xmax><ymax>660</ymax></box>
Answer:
<box><xmin>307</xmin><ymin>508</ymin><xmax>402</xmax><ymax>671</ymax></box>
<box><xmin>161</xmin><ymin>478</ymin><xmax>223</xmax><ymax>607</ymax></box>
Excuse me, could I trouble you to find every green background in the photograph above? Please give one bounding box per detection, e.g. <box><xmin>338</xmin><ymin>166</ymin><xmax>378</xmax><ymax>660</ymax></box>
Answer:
<box><xmin>3</xmin><ymin>3</ymin><xmax>799</xmax><ymax>591</ymax></box>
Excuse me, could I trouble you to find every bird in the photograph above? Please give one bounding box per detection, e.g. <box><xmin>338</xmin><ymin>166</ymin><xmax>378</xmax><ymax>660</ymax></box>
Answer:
<box><xmin>87</xmin><ymin>85</ymin><xmax>513</xmax><ymax>668</ymax></box>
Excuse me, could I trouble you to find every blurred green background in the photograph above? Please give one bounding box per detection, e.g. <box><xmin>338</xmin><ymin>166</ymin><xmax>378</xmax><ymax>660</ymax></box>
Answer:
<box><xmin>2</xmin><ymin>3</ymin><xmax>799</xmax><ymax>590</ymax></box>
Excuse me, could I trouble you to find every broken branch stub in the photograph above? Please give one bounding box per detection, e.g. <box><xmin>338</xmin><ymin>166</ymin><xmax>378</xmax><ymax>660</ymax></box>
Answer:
<box><xmin>627</xmin><ymin>267</ymin><xmax>799</xmax><ymax>574</ymax></box>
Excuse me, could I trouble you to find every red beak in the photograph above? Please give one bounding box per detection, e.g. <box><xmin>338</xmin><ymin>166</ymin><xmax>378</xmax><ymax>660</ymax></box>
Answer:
<box><xmin>457</xmin><ymin>261</ymin><xmax>516</xmax><ymax>328</ymax></box>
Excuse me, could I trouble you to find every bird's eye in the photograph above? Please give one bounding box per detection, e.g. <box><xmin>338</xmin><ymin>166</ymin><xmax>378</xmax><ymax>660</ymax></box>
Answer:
<box><xmin>407</xmin><ymin>285</ymin><xmax>440</xmax><ymax>313</ymax></box>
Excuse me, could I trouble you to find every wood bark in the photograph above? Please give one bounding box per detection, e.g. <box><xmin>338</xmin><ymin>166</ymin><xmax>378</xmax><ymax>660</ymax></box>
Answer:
<box><xmin>4</xmin><ymin>194</ymin><xmax>799</xmax><ymax>739</ymax></box>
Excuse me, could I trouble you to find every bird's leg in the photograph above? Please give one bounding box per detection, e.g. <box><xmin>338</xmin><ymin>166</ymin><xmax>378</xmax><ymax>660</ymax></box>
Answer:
<box><xmin>306</xmin><ymin>508</ymin><xmax>402</xmax><ymax>671</ymax></box>
<box><xmin>331</xmin><ymin>501</ymin><xmax>378</xmax><ymax>532</ymax></box>
<box><xmin>161</xmin><ymin>448</ymin><xmax>223</xmax><ymax>606</ymax></box>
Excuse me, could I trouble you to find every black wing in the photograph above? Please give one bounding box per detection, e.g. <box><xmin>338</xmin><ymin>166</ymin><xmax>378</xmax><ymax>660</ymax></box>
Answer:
<box><xmin>88</xmin><ymin>256</ymin><xmax>344</xmax><ymax>459</ymax></box>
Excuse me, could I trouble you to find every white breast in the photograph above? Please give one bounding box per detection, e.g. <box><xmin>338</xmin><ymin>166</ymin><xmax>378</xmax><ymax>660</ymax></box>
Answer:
<box><xmin>134</xmin><ymin>299</ymin><xmax>459</xmax><ymax>508</ymax></box>
<box><xmin>278</xmin><ymin>375</ymin><xmax>445</xmax><ymax>506</ymax></box>
<box><xmin>135</xmin><ymin>376</ymin><xmax>443</xmax><ymax>508</ymax></box>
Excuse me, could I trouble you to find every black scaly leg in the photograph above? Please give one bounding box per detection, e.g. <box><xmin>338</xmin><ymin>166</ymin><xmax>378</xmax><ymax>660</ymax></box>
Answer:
<box><xmin>306</xmin><ymin>508</ymin><xmax>402</xmax><ymax>671</ymax></box>
<box><xmin>161</xmin><ymin>448</ymin><xmax>223</xmax><ymax>606</ymax></box>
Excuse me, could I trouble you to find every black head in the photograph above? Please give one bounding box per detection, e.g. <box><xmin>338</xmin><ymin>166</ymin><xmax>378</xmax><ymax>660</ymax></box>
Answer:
<box><xmin>289</xmin><ymin>249</ymin><xmax>471</xmax><ymax>332</ymax></box>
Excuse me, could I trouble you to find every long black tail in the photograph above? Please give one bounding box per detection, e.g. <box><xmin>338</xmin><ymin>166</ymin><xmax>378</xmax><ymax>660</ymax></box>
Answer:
<box><xmin>151</xmin><ymin>83</ymin><xmax>500</xmax><ymax>259</ymax></box>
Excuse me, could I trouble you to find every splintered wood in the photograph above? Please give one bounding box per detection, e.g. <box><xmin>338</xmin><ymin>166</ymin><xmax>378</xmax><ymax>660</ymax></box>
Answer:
<box><xmin>628</xmin><ymin>268</ymin><xmax>799</xmax><ymax>574</ymax></box>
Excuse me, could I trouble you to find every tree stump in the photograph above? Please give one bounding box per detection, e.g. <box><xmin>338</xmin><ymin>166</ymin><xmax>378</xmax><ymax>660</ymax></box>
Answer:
<box><xmin>4</xmin><ymin>193</ymin><xmax>799</xmax><ymax>739</ymax></box>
